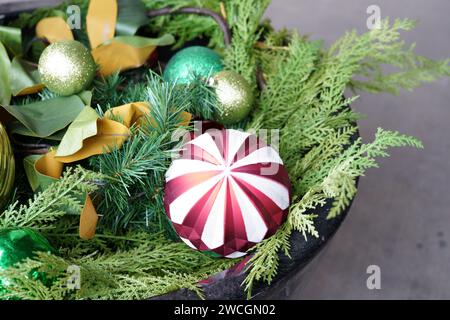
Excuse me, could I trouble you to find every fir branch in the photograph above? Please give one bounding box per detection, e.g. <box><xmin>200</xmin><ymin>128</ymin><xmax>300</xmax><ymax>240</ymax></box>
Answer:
<box><xmin>92</xmin><ymin>73</ymin><xmax>125</xmax><ymax>110</ymax></box>
<box><xmin>89</xmin><ymin>130</ymin><xmax>169</xmax><ymax>232</ymax></box>
<box><xmin>89</xmin><ymin>72</ymin><xmax>207</xmax><ymax>233</ymax></box>
<box><xmin>4</xmin><ymin>1</ymin><xmax>441</xmax><ymax>301</ymax></box>
<box><xmin>183</xmin><ymin>77</ymin><xmax>220</xmax><ymax>120</ymax></box>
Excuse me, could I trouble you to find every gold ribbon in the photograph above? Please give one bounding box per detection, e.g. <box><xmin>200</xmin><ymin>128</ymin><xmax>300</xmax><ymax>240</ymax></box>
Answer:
<box><xmin>36</xmin><ymin>0</ymin><xmax>162</xmax><ymax>77</ymax></box>
<box><xmin>34</xmin><ymin>102</ymin><xmax>191</xmax><ymax>240</ymax></box>
<box><xmin>25</xmin><ymin>0</ymin><xmax>185</xmax><ymax>239</ymax></box>
<box><xmin>86</xmin><ymin>0</ymin><xmax>118</xmax><ymax>49</ymax></box>
<box><xmin>36</xmin><ymin>17</ymin><xmax>74</xmax><ymax>43</ymax></box>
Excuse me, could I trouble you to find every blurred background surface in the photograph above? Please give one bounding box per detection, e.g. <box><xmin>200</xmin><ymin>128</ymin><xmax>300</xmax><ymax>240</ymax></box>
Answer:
<box><xmin>266</xmin><ymin>0</ymin><xmax>450</xmax><ymax>299</ymax></box>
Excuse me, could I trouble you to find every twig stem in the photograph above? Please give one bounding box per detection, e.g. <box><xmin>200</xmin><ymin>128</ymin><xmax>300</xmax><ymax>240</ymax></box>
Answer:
<box><xmin>148</xmin><ymin>7</ymin><xmax>232</xmax><ymax>47</ymax></box>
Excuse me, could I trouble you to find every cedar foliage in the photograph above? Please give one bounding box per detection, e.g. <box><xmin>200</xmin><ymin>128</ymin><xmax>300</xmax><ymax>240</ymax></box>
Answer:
<box><xmin>1</xmin><ymin>0</ymin><xmax>448</xmax><ymax>300</ymax></box>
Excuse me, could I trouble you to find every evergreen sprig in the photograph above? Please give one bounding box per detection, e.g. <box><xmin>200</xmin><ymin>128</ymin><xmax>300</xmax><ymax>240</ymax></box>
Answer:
<box><xmin>89</xmin><ymin>72</ymin><xmax>219</xmax><ymax>233</ymax></box>
<box><xmin>0</xmin><ymin>234</ymin><xmax>238</xmax><ymax>300</ymax></box>
<box><xmin>224</xmin><ymin>0</ymin><xmax>271</xmax><ymax>88</ymax></box>
<box><xmin>0</xmin><ymin>167</ymin><xmax>100</xmax><ymax>231</ymax></box>
<box><xmin>2</xmin><ymin>0</ymin><xmax>448</xmax><ymax>300</ymax></box>
<box><xmin>143</xmin><ymin>0</ymin><xmax>227</xmax><ymax>49</ymax></box>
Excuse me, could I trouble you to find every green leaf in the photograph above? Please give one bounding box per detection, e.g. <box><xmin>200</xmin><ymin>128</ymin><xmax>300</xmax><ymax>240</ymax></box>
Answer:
<box><xmin>8</xmin><ymin>121</ymin><xmax>66</xmax><ymax>141</ymax></box>
<box><xmin>77</xmin><ymin>90</ymin><xmax>93</xmax><ymax>105</ymax></box>
<box><xmin>23</xmin><ymin>155</ymin><xmax>58</xmax><ymax>192</ymax></box>
<box><xmin>116</xmin><ymin>0</ymin><xmax>150</xmax><ymax>36</ymax></box>
<box><xmin>1</xmin><ymin>93</ymin><xmax>90</xmax><ymax>138</ymax></box>
<box><xmin>9</xmin><ymin>57</ymin><xmax>42</xmax><ymax>96</ymax></box>
<box><xmin>56</xmin><ymin>106</ymin><xmax>100</xmax><ymax>157</ymax></box>
<box><xmin>0</xmin><ymin>26</ymin><xmax>22</xmax><ymax>56</ymax></box>
<box><xmin>110</xmin><ymin>34</ymin><xmax>175</xmax><ymax>48</ymax></box>
<box><xmin>0</xmin><ymin>42</ymin><xmax>11</xmax><ymax>106</ymax></box>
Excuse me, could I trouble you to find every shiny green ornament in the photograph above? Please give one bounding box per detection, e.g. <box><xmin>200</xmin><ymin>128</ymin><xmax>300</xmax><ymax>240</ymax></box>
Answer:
<box><xmin>39</xmin><ymin>40</ymin><xmax>96</xmax><ymax>96</ymax></box>
<box><xmin>163</xmin><ymin>46</ymin><xmax>223</xmax><ymax>84</ymax></box>
<box><xmin>0</xmin><ymin>229</ymin><xmax>55</xmax><ymax>294</ymax></box>
<box><xmin>211</xmin><ymin>71</ymin><xmax>254</xmax><ymax>125</ymax></box>
<box><xmin>0</xmin><ymin>122</ymin><xmax>15</xmax><ymax>211</ymax></box>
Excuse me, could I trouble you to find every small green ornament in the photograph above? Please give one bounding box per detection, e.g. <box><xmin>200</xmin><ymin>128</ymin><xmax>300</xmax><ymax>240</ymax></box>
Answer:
<box><xmin>0</xmin><ymin>122</ymin><xmax>15</xmax><ymax>211</ymax></box>
<box><xmin>163</xmin><ymin>46</ymin><xmax>223</xmax><ymax>84</ymax></box>
<box><xmin>39</xmin><ymin>40</ymin><xmax>96</xmax><ymax>96</ymax></box>
<box><xmin>211</xmin><ymin>71</ymin><xmax>254</xmax><ymax>125</ymax></box>
<box><xmin>0</xmin><ymin>228</ymin><xmax>55</xmax><ymax>295</ymax></box>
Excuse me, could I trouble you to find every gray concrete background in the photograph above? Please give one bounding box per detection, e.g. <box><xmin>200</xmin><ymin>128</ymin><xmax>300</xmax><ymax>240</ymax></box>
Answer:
<box><xmin>266</xmin><ymin>0</ymin><xmax>450</xmax><ymax>299</ymax></box>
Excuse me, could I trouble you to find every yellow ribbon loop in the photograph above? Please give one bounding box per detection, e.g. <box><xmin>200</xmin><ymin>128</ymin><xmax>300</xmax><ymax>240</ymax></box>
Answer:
<box><xmin>92</xmin><ymin>40</ymin><xmax>157</xmax><ymax>77</ymax></box>
<box><xmin>86</xmin><ymin>0</ymin><xmax>118</xmax><ymax>49</ymax></box>
<box><xmin>104</xmin><ymin>101</ymin><xmax>153</xmax><ymax>127</ymax></box>
<box><xmin>36</xmin><ymin>17</ymin><xmax>74</xmax><ymax>43</ymax></box>
<box><xmin>80</xmin><ymin>195</ymin><xmax>99</xmax><ymax>240</ymax></box>
<box><xmin>35</xmin><ymin>150</ymin><xmax>64</xmax><ymax>179</ymax></box>
<box><xmin>55</xmin><ymin>118</ymin><xmax>130</xmax><ymax>163</ymax></box>
<box><xmin>32</xmin><ymin>102</ymin><xmax>192</xmax><ymax>240</ymax></box>
<box><xmin>34</xmin><ymin>0</ymin><xmax>173</xmax><ymax>77</ymax></box>
<box><xmin>28</xmin><ymin>0</ymin><xmax>184</xmax><ymax>239</ymax></box>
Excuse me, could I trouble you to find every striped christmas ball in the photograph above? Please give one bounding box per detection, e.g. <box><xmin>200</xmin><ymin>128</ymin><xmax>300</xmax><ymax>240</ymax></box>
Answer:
<box><xmin>164</xmin><ymin>129</ymin><xmax>291</xmax><ymax>258</ymax></box>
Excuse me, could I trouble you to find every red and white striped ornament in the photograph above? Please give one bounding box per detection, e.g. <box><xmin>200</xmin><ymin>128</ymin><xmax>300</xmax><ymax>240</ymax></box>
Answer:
<box><xmin>164</xmin><ymin>129</ymin><xmax>291</xmax><ymax>258</ymax></box>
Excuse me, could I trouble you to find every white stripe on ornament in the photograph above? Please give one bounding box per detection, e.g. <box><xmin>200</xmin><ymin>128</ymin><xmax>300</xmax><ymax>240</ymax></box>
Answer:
<box><xmin>165</xmin><ymin>159</ymin><xmax>220</xmax><ymax>181</ymax></box>
<box><xmin>230</xmin><ymin>146</ymin><xmax>283</xmax><ymax>169</ymax></box>
<box><xmin>226</xmin><ymin>130</ymin><xmax>251</xmax><ymax>165</ymax></box>
<box><xmin>231</xmin><ymin>172</ymin><xmax>290</xmax><ymax>210</ymax></box>
<box><xmin>201</xmin><ymin>177</ymin><xmax>227</xmax><ymax>249</ymax></box>
<box><xmin>229</xmin><ymin>178</ymin><xmax>268</xmax><ymax>243</ymax></box>
<box><xmin>226</xmin><ymin>251</ymin><xmax>247</xmax><ymax>258</ymax></box>
<box><xmin>180</xmin><ymin>237</ymin><xmax>197</xmax><ymax>250</ymax></box>
<box><xmin>188</xmin><ymin>133</ymin><xmax>225</xmax><ymax>165</ymax></box>
<box><xmin>169</xmin><ymin>173</ymin><xmax>224</xmax><ymax>224</ymax></box>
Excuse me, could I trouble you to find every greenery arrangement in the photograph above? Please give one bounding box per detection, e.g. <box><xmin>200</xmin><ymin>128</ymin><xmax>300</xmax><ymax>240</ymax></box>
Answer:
<box><xmin>0</xmin><ymin>0</ymin><xmax>449</xmax><ymax>300</ymax></box>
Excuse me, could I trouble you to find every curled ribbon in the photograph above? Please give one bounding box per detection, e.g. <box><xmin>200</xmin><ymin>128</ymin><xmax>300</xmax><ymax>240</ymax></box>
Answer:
<box><xmin>18</xmin><ymin>0</ymin><xmax>182</xmax><ymax>239</ymax></box>
<box><xmin>29</xmin><ymin>102</ymin><xmax>191</xmax><ymax>240</ymax></box>
<box><xmin>35</xmin><ymin>0</ymin><xmax>174</xmax><ymax>77</ymax></box>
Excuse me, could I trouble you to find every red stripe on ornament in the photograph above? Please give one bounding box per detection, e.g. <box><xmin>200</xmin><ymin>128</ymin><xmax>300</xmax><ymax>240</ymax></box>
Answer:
<box><xmin>174</xmin><ymin>178</ymin><xmax>226</xmax><ymax>250</ymax></box>
<box><xmin>220</xmin><ymin>177</ymin><xmax>250</xmax><ymax>256</ymax></box>
<box><xmin>183</xmin><ymin>143</ymin><xmax>223</xmax><ymax>165</ymax></box>
<box><xmin>231</xmin><ymin>136</ymin><xmax>267</xmax><ymax>165</ymax></box>
<box><xmin>164</xmin><ymin>171</ymin><xmax>223</xmax><ymax>205</ymax></box>
<box><xmin>232</xmin><ymin>176</ymin><xmax>288</xmax><ymax>235</ymax></box>
<box><xmin>232</xmin><ymin>163</ymin><xmax>292</xmax><ymax>189</ymax></box>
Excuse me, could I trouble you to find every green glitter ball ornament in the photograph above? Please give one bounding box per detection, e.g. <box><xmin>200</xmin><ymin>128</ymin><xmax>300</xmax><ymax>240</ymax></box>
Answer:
<box><xmin>39</xmin><ymin>40</ymin><xmax>96</xmax><ymax>96</ymax></box>
<box><xmin>163</xmin><ymin>46</ymin><xmax>223</xmax><ymax>84</ymax></box>
<box><xmin>0</xmin><ymin>228</ymin><xmax>55</xmax><ymax>295</ymax></box>
<box><xmin>0</xmin><ymin>122</ymin><xmax>15</xmax><ymax>211</ymax></box>
<box><xmin>210</xmin><ymin>71</ymin><xmax>254</xmax><ymax>125</ymax></box>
